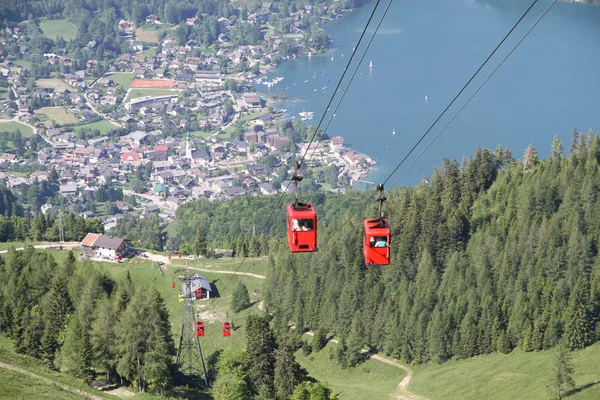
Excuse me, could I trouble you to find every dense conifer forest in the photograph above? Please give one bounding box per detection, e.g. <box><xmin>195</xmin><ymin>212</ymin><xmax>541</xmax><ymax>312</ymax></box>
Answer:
<box><xmin>263</xmin><ymin>132</ymin><xmax>600</xmax><ymax>365</ymax></box>
<box><xmin>173</xmin><ymin>131</ymin><xmax>600</xmax><ymax>367</ymax></box>
<box><xmin>0</xmin><ymin>249</ymin><xmax>175</xmax><ymax>392</ymax></box>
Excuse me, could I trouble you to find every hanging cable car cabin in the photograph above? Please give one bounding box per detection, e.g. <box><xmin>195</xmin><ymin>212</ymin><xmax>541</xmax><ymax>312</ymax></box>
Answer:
<box><xmin>287</xmin><ymin>203</ymin><xmax>318</xmax><ymax>252</ymax></box>
<box><xmin>287</xmin><ymin>162</ymin><xmax>318</xmax><ymax>253</ymax></box>
<box><xmin>363</xmin><ymin>184</ymin><xmax>390</xmax><ymax>266</ymax></box>
<box><xmin>363</xmin><ymin>218</ymin><xmax>390</xmax><ymax>266</ymax></box>
<box><xmin>195</xmin><ymin>321</ymin><xmax>205</xmax><ymax>337</ymax></box>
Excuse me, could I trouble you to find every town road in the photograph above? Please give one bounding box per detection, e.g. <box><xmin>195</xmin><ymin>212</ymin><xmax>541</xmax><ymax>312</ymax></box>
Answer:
<box><xmin>123</xmin><ymin>189</ymin><xmax>178</xmax><ymax>214</ymax></box>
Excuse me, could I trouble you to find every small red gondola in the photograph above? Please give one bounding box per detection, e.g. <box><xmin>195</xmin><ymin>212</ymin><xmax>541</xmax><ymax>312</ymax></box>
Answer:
<box><xmin>222</xmin><ymin>322</ymin><xmax>231</xmax><ymax>337</ymax></box>
<box><xmin>363</xmin><ymin>218</ymin><xmax>390</xmax><ymax>266</ymax></box>
<box><xmin>363</xmin><ymin>184</ymin><xmax>391</xmax><ymax>267</ymax></box>
<box><xmin>171</xmin><ymin>281</ymin><xmax>176</xmax><ymax>289</ymax></box>
<box><xmin>195</xmin><ymin>321</ymin><xmax>205</xmax><ymax>337</ymax></box>
<box><xmin>287</xmin><ymin>203</ymin><xmax>318</xmax><ymax>252</ymax></box>
<box><xmin>195</xmin><ymin>288</ymin><xmax>202</xmax><ymax>299</ymax></box>
<box><xmin>287</xmin><ymin>162</ymin><xmax>318</xmax><ymax>253</ymax></box>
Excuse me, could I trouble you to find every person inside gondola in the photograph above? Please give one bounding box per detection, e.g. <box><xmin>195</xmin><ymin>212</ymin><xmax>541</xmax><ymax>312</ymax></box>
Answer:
<box><xmin>371</xmin><ymin>236</ymin><xmax>388</xmax><ymax>248</ymax></box>
<box><xmin>292</xmin><ymin>218</ymin><xmax>300</xmax><ymax>231</ymax></box>
<box><xmin>299</xmin><ymin>218</ymin><xmax>313</xmax><ymax>231</ymax></box>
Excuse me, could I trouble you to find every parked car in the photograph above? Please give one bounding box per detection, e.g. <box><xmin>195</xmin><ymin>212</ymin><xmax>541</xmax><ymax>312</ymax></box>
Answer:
<box><xmin>187</xmin><ymin>255</ymin><xmax>196</xmax><ymax>260</ymax></box>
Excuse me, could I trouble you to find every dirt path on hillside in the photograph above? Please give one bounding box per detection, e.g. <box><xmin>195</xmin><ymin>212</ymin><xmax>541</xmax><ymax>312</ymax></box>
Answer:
<box><xmin>303</xmin><ymin>332</ymin><xmax>429</xmax><ymax>400</ymax></box>
<box><xmin>0</xmin><ymin>361</ymin><xmax>107</xmax><ymax>400</ymax></box>
<box><xmin>139</xmin><ymin>251</ymin><xmax>267</xmax><ymax>279</ymax></box>
<box><xmin>186</xmin><ymin>266</ymin><xmax>266</xmax><ymax>279</ymax></box>
<box><xmin>0</xmin><ymin>242</ymin><xmax>80</xmax><ymax>254</ymax></box>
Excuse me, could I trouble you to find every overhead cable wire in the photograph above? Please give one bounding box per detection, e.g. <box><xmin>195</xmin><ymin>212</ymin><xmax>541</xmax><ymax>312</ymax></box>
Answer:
<box><xmin>388</xmin><ymin>0</ymin><xmax>558</xmax><ymax>188</ymax></box>
<box><xmin>263</xmin><ymin>0</ymin><xmax>553</xmax><ymax>310</ymax></box>
<box><xmin>305</xmin><ymin>0</ymin><xmax>395</xmax><ymax>165</ymax></box>
<box><xmin>206</xmin><ymin>0</ymin><xmax>387</xmax><ymax>300</ymax></box>
<box><xmin>380</xmin><ymin>0</ymin><xmax>541</xmax><ymax>188</ymax></box>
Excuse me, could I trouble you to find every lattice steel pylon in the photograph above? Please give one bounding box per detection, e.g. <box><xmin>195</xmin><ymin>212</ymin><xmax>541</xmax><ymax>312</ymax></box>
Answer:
<box><xmin>175</xmin><ymin>275</ymin><xmax>208</xmax><ymax>388</ymax></box>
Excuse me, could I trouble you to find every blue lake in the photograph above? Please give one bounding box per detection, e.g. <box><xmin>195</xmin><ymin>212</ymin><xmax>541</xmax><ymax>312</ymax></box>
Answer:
<box><xmin>263</xmin><ymin>0</ymin><xmax>600</xmax><ymax>187</ymax></box>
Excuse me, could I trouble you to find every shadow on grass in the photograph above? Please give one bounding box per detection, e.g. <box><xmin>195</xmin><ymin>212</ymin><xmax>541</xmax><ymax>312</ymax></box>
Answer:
<box><xmin>566</xmin><ymin>381</ymin><xmax>600</xmax><ymax>397</ymax></box>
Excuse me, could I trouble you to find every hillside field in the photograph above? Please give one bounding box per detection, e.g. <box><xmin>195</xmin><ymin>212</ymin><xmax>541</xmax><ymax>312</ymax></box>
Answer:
<box><xmin>125</xmin><ymin>89</ymin><xmax>178</xmax><ymax>103</ymax></box>
<box><xmin>411</xmin><ymin>344</ymin><xmax>600</xmax><ymax>399</ymax></box>
<box><xmin>106</xmin><ymin>72</ymin><xmax>135</xmax><ymax>91</ymax></box>
<box><xmin>295</xmin><ymin>342</ymin><xmax>406</xmax><ymax>400</ymax></box>
<box><xmin>36</xmin><ymin>78</ymin><xmax>72</xmax><ymax>91</ymax></box>
<box><xmin>0</xmin><ymin>121</ymin><xmax>34</xmax><ymax>136</ymax></box>
<box><xmin>34</xmin><ymin>107</ymin><xmax>79</xmax><ymax>125</ymax></box>
<box><xmin>39</xmin><ymin>19</ymin><xmax>76</xmax><ymax>40</ymax></box>
<box><xmin>71</xmin><ymin>119</ymin><xmax>120</xmax><ymax>134</ymax></box>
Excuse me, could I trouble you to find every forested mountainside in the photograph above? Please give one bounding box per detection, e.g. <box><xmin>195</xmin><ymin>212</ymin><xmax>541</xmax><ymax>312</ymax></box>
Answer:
<box><xmin>0</xmin><ymin>250</ymin><xmax>175</xmax><ymax>392</ymax></box>
<box><xmin>169</xmin><ymin>132</ymin><xmax>600</xmax><ymax>366</ymax></box>
<box><xmin>262</xmin><ymin>132</ymin><xmax>600</xmax><ymax>365</ymax></box>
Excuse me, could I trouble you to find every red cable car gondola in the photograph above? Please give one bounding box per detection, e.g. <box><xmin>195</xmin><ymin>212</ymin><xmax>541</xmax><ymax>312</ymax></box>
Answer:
<box><xmin>195</xmin><ymin>288</ymin><xmax>202</xmax><ymax>299</ymax></box>
<box><xmin>287</xmin><ymin>162</ymin><xmax>318</xmax><ymax>253</ymax></box>
<box><xmin>222</xmin><ymin>322</ymin><xmax>231</xmax><ymax>337</ymax></box>
<box><xmin>363</xmin><ymin>184</ymin><xmax>391</xmax><ymax>267</ymax></box>
<box><xmin>195</xmin><ymin>321</ymin><xmax>205</xmax><ymax>337</ymax></box>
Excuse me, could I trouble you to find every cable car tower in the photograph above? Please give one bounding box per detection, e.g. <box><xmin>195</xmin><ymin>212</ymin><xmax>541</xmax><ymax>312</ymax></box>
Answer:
<box><xmin>175</xmin><ymin>274</ymin><xmax>208</xmax><ymax>388</ymax></box>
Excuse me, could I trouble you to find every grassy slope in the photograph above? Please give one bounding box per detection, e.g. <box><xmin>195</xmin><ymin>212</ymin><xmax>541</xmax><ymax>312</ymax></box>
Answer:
<box><xmin>72</xmin><ymin>119</ymin><xmax>119</xmax><ymax>134</ymax></box>
<box><xmin>295</xmin><ymin>342</ymin><xmax>405</xmax><ymax>400</ymax></box>
<box><xmin>107</xmin><ymin>72</ymin><xmax>135</xmax><ymax>91</ymax></box>
<box><xmin>97</xmin><ymin>256</ymin><xmax>269</xmax><ymax>354</ymax></box>
<box><xmin>36</xmin><ymin>78</ymin><xmax>72</xmax><ymax>91</ymax></box>
<box><xmin>0</xmin><ymin>337</ymin><xmax>117</xmax><ymax>400</ymax></box>
<box><xmin>34</xmin><ymin>107</ymin><xmax>79</xmax><ymax>125</ymax></box>
<box><xmin>39</xmin><ymin>19</ymin><xmax>76</xmax><ymax>40</ymax></box>
<box><xmin>411</xmin><ymin>344</ymin><xmax>600</xmax><ymax>400</ymax></box>
<box><xmin>0</xmin><ymin>121</ymin><xmax>34</xmax><ymax>136</ymax></box>
<box><xmin>0</xmin><ymin>368</ymin><xmax>94</xmax><ymax>400</ymax></box>
<box><xmin>125</xmin><ymin>89</ymin><xmax>178</xmax><ymax>103</ymax></box>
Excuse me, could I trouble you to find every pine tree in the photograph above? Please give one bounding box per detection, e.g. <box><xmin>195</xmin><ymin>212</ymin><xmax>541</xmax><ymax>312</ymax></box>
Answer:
<box><xmin>548</xmin><ymin>341</ymin><xmax>575</xmax><ymax>399</ymax></box>
<box><xmin>292</xmin><ymin>381</ymin><xmax>337</xmax><ymax>400</ymax></box>
<box><xmin>564</xmin><ymin>278</ymin><xmax>593</xmax><ymax>350</ymax></box>
<box><xmin>193</xmin><ymin>227</ymin><xmax>208</xmax><ymax>257</ymax></box>
<box><xmin>245</xmin><ymin>314</ymin><xmax>276</xmax><ymax>397</ymax></box>
<box><xmin>116</xmin><ymin>288</ymin><xmax>174</xmax><ymax>393</ymax></box>
<box><xmin>312</xmin><ymin>329</ymin><xmax>327</xmax><ymax>352</ymax></box>
<box><xmin>59</xmin><ymin>314</ymin><xmax>93</xmax><ymax>381</ymax></box>
<box><xmin>231</xmin><ymin>282</ymin><xmax>250</xmax><ymax>313</ymax></box>
<box><xmin>90</xmin><ymin>298</ymin><xmax>118</xmax><ymax>381</ymax></box>
<box><xmin>274</xmin><ymin>339</ymin><xmax>307</xmax><ymax>399</ymax></box>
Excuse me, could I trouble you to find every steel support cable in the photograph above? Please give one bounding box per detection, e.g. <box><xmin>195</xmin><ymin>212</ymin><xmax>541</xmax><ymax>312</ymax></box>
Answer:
<box><xmin>295</xmin><ymin>0</ymin><xmax>387</xmax><ymax>173</ymax></box>
<box><xmin>263</xmin><ymin>0</ymin><xmax>552</xmax><ymax>310</ymax></box>
<box><xmin>207</xmin><ymin>0</ymin><xmax>387</xmax><ymax>301</ymax></box>
<box><xmin>304</xmin><ymin>0</ymin><xmax>395</xmax><ymax>166</ymax></box>
<box><xmin>380</xmin><ymin>0</ymin><xmax>541</xmax><ymax>187</ymax></box>
<box><xmin>388</xmin><ymin>0</ymin><xmax>558</xmax><ymax>189</ymax></box>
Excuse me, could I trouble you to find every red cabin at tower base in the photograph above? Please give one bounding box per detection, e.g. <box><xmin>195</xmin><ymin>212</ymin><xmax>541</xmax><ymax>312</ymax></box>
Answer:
<box><xmin>222</xmin><ymin>322</ymin><xmax>231</xmax><ymax>337</ymax></box>
<box><xmin>287</xmin><ymin>203</ymin><xmax>318</xmax><ymax>252</ymax></box>
<box><xmin>195</xmin><ymin>321</ymin><xmax>205</xmax><ymax>337</ymax></box>
<box><xmin>363</xmin><ymin>218</ymin><xmax>390</xmax><ymax>266</ymax></box>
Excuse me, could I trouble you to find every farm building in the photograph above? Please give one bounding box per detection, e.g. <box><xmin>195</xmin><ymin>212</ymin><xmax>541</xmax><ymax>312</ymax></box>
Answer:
<box><xmin>181</xmin><ymin>274</ymin><xmax>212</xmax><ymax>300</ymax></box>
<box><xmin>81</xmin><ymin>233</ymin><xmax>128</xmax><ymax>259</ymax></box>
